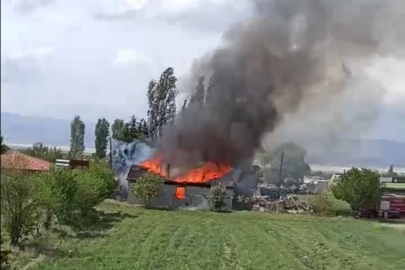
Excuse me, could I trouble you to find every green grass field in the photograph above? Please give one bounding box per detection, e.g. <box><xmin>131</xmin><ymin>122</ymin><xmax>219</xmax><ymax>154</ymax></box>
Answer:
<box><xmin>28</xmin><ymin>200</ymin><xmax>405</xmax><ymax>270</ymax></box>
<box><xmin>384</xmin><ymin>183</ymin><xmax>405</xmax><ymax>190</ymax></box>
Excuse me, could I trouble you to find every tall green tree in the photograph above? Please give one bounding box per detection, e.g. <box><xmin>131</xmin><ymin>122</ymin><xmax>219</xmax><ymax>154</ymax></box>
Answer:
<box><xmin>1</xmin><ymin>135</ymin><xmax>10</xmax><ymax>154</ymax></box>
<box><xmin>111</xmin><ymin>119</ymin><xmax>126</xmax><ymax>141</ymax></box>
<box><xmin>138</xmin><ymin>118</ymin><xmax>149</xmax><ymax>138</ymax></box>
<box><xmin>95</xmin><ymin>118</ymin><xmax>110</xmax><ymax>159</ymax></box>
<box><xmin>147</xmin><ymin>67</ymin><xmax>178</xmax><ymax>141</ymax></box>
<box><xmin>69</xmin><ymin>116</ymin><xmax>85</xmax><ymax>158</ymax></box>
<box><xmin>147</xmin><ymin>80</ymin><xmax>158</xmax><ymax>141</ymax></box>
<box><xmin>126</xmin><ymin>115</ymin><xmax>142</xmax><ymax>141</ymax></box>
<box><xmin>22</xmin><ymin>142</ymin><xmax>63</xmax><ymax>162</ymax></box>
<box><xmin>111</xmin><ymin>117</ymin><xmax>149</xmax><ymax>143</ymax></box>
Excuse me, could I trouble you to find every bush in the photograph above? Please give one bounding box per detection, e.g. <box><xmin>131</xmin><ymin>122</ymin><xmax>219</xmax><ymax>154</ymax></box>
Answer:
<box><xmin>34</xmin><ymin>169</ymin><xmax>79</xmax><ymax>227</ymax></box>
<box><xmin>33</xmin><ymin>162</ymin><xmax>115</xmax><ymax>229</ymax></box>
<box><xmin>208</xmin><ymin>182</ymin><xmax>226</xmax><ymax>212</ymax></box>
<box><xmin>1</xmin><ymin>228</ymin><xmax>11</xmax><ymax>270</ymax></box>
<box><xmin>331</xmin><ymin>168</ymin><xmax>382</xmax><ymax>212</ymax></box>
<box><xmin>1</xmin><ymin>174</ymin><xmax>37</xmax><ymax>246</ymax></box>
<box><xmin>73</xmin><ymin>161</ymin><xmax>115</xmax><ymax>217</ymax></box>
<box><xmin>308</xmin><ymin>192</ymin><xmax>334</xmax><ymax>216</ymax></box>
<box><xmin>130</xmin><ymin>172</ymin><xmax>164</xmax><ymax>207</ymax></box>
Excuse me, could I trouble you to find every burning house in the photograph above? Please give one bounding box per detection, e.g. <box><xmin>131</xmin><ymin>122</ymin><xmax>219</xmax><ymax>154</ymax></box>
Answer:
<box><xmin>125</xmin><ymin>160</ymin><xmax>258</xmax><ymax>210</ymax></box>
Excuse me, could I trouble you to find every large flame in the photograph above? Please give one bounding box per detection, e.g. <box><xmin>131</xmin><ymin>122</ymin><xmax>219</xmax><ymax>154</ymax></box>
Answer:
<box><xmin>140</xmin><ymin>157</ymin><xmax>232</xmax><ymax>184</ymax></box>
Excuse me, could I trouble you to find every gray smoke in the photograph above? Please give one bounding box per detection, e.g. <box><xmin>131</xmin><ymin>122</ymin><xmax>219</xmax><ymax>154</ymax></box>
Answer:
<box><xmin>157</xmin><ymin>0</ymin><xmax>405</xmax><ymax>172</ymax></box>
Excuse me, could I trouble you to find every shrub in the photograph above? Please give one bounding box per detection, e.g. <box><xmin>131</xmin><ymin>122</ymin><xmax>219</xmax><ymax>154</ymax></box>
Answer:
<box><xmin>73</xmin><ymin>162</ymin><xmax>115</xmax><ymax>217</ymax></box>
<box><xmin>34</xmin><ymin>162</ymin><xmax>115</xmax><ymax>229</ymax></box>
<box><xmin>83</xmin><ymin>160</ymin><xmax>116</xmax><ymax>200</ymax></box>
<box><xmin>331</xmin><ymin>168</ymin><xmax>382</xmax><ymax>212</ymax></box>
<box><xmin>1</xmin><ymin>174</ymin><xmax>37</xmax><ymax>246</ymax></box>
<box><xmin>208</xmin><ymin>182</ymin><xmax>226</xmax><ymax>212</ymax></box>
<box><xmin>33</xmin><ymin>169</ymin><xmax>79</xmax><ymax>227</ymax></box>
<box><xmin>1</xmin><ymin>228</ymin><xmax>11</xmax><ymax>270</ymax></box>
<box><xmin>308</xmin><ymin>192</ymin><xmax>334</xmax><ymax>216</ymax></box>
<box><xmin>130</xmin><ymin>172</ymin><xmax>164</xmax><ymax>207</ymax></box>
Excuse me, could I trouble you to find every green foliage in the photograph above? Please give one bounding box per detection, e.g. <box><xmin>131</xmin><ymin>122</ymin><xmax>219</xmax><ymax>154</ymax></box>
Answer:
<box><xmin>1</xmin><ymin>173</ymin><xmax>37</xmax><ymax>246</ymax></box>
<box><xmin>69</xmin><ymin>115</ymin><xmax>85</xmax><ymax>158</ymax></box>
<box><xmin>74</xmin><ymin>160</ymin><xmax>116</xmax><ymax>212</ymax></box>
<box><xmin>33</xmin><ymin>162</ymin><xmax>115</xmax><ymax>229</ymax></box>
<box><xmin>331</xmin><ymin>168</ymin><xmax>382</xmax><ymax>211</ymax></box>
<box><xmin>1</xmin><ymin>228</ymin><xmax>11</xmax><ymax>270</ymax></box>
<box><xmin>95</xmin><ymin>118</ymin><xmax>110</xmax><ymax>159</ymax></box>
<box><xmin>147</xmin><ymin>67</ymin><xmax>178</xmax><ymax>141</ymax></box>
<box><xmin>111</xmin><ymin>119</ymin><xmax>126</xmax><ymax>141</ymax></box>
<box><xmin>111</xmin><ymin>117</ymin><xmax>149</xmax><ymax>143</ymax></box>
<box><xmin>34</xmin><ymin>169</ymin><xmax>79</xmax><ymax>227</ymax></box>
<box><xmin>138</xmin><ymin>118</ymin><xmax>149</xmax><ymax>138</ymax></box>
<box><xmin>126</xmin><ymin>116</ymin><xmax>141</xmax><ymax>140</ymax></box>
<box><xmin>130</xmin><ymin>172</ymin><xmax>164</xmax><ymax>207</ymax></box>
<box><xmin>208</xmin><ymin>182</ymin><xmax>226</xmax><ymax>212</ymax></box>
<box><xmin>308</xmin><ymin>192</ymin><xmax>334</xmax><ymax>216</ymax></box>
<box><xmin>22</xmin><ymin>142</ymin><xmax>63</xmax><ymax>162</ymax></box>
<box><xmin>1</xmin><ymin>134</ymin><xmax>10</xmax><ymax>154</ymax></box>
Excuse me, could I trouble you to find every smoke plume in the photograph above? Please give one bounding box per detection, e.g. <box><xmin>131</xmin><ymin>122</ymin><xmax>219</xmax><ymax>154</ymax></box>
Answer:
<box><xmin>157</xmin><ymin>0</ymin><xmax>405</xmax><ymax>172</ymax></box>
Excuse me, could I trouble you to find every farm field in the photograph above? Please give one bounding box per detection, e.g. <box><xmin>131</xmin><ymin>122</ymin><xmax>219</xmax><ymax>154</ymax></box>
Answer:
<box><xmin>28</xmin><ymin>200</ymin><xmax>405</xmax><ymax>270</ymax></box>
<box><xmin>384</xmin><ymin>183</ymin><xmax>405</xmax><ymax>190</ymax></box>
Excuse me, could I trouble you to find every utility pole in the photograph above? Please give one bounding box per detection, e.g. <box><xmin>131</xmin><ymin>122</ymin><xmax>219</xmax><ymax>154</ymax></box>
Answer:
<box><xmin>109</xmin><ymin>137</ymin><xmax>113</xmax><ymax>170</ymax></box>
<box><xmin>277</xmin><ymin>151</ymin><xmax>284</xmax><ymax>199</ymax></box>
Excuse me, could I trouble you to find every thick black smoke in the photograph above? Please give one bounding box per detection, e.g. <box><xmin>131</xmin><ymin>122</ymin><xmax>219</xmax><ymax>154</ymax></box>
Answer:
<box><xmin>157</xmin><ymin>0</ymin><xmax>405</xmax><ymax>173</ymax></box>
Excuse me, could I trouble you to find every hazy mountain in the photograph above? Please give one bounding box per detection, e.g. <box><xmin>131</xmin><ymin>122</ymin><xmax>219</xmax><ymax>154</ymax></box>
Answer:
<box><xmin>1</xmin><ymin>112</ymin><xmax>96</xmax><ymax>147</ymax></box>
<box><xmin>1</xmin><ymin>112</ymin><xmax>404</xmax><ymax>167</ymax></box>
<box><xmin>303</xmin><ymin>137</ymin><xmax>405</xmax><ymax>168</ymax></box>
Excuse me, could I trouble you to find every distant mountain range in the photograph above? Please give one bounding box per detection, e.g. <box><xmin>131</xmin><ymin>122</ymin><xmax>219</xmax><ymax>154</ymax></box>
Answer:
<box><xmin>1</xmin><ymin>112</ymin><xmax>96</xmax><ymax>148</ymax></box>
<box><xmin>2</xmin><ymin>112</ymin><xmax>404</xmax><ymax>167</ymax></box>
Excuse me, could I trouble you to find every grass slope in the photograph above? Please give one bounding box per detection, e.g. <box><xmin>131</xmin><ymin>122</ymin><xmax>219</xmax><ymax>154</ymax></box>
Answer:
<box><xmin>34</xmin><ymin>201</ymin><xmax>405</xmax><ymax>270</ymax></box>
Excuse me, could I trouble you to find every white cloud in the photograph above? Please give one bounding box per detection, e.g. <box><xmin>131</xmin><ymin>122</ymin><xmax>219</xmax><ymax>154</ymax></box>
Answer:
<box><xmin>113</xmin><ymin>49</ymin><xmax>151</xmax><ymax>67</ymax></box>
<box><xmin>126</xmin><ymin>0</ymin><xmax>149</xmax><ymax>10</ymax></box>
<box><xmin>1</xmin><ymin>46</ymin><xmax>54</xmax><ymax>62</ymax></box>
<box><xmin>32</xmin><ymin>46</ymin><xmax>55</xmax><ymax>57</ymax></box>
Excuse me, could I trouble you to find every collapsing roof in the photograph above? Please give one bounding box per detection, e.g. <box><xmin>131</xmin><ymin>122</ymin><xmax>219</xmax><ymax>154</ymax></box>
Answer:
<box><xmin>126</xmin><ymin>164</ymin><xmax>236</xmax><ymax>188</ymax></box>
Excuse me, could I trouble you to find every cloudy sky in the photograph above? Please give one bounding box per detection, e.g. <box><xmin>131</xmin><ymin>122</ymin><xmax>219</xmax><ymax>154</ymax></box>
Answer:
<box><xmin>1</xmin><ymin>0</ymin><xmax>251</xmax><ymax>120</ymax></box>
<box><xmin>1</xmin><ymin>0</ymin><xmax>405</xmax><ymax>142</ymax></box>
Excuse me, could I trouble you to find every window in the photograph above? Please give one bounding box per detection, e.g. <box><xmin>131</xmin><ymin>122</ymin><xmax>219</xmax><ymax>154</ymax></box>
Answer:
<box><xmin>175</xmin><ymin>186</ymin><xmax>186</xmax><ymax>200</ymax></box>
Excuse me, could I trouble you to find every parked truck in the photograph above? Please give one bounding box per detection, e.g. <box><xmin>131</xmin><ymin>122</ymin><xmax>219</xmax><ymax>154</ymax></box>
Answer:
<box><xmin>378</xmin><ymin>194</ymin><xmax>405</xmax><ymax>219</ymax></box>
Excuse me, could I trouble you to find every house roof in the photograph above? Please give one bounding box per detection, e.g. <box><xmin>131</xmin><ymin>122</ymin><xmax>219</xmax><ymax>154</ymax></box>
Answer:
<box><xmin>126</xmin><ymin>164</ymin><xmax>236</xmax><ymax>188</ymax></box>
<box><xmin>1</xmin><ymin>150</ymin><xmax>52</xmax><ymax>171</ymax></box>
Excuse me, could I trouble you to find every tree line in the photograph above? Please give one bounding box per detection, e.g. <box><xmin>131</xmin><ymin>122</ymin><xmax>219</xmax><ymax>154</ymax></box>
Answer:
<box><xmin>70</xmin><ymin>67</ymin><xmax>179</xmax><ymax>160</ymax></box>
<box><xmin>0</xmin><ymin>67</ymin><xmax>179</xmax><ymax>161</ymax></box>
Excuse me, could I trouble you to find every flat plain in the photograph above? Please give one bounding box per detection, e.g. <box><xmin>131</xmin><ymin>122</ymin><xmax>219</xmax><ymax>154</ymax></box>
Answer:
<box><xmin>31</xmin><ymin>200</ymin><xmax>405</xmax><ymax>270</ymax></box>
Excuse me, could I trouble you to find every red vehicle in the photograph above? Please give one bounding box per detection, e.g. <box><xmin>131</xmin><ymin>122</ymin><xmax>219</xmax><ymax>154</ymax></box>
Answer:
<box><xmin>378</xmin><ymin>195</ymin><xmax>405</xmax><ymax>219</ymax></box>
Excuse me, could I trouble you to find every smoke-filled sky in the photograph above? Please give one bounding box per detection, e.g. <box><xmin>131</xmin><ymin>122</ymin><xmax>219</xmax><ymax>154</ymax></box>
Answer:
<box><xmin>1</xmin><ymin>0</ymin><xmax>405</xmax><ymax>142</ymax></box>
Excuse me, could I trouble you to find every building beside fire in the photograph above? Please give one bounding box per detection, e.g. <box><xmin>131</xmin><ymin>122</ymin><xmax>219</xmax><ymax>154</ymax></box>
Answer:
<box><xmin>125</xmin><ymin>164</ymin><xmax>258</xmax><ymax>210</ymax></box>
<box><xmin>1</xmin><ymin>150</ymin><xmax>52</xmax><ymax>172</ymax></box>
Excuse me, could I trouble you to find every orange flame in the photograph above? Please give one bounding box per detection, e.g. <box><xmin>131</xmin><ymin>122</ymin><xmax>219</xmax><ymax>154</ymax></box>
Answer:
<box><xmin>140</xmin><ymin>157</ymin><xmax>232</xmax><ymax>184</ymax></box>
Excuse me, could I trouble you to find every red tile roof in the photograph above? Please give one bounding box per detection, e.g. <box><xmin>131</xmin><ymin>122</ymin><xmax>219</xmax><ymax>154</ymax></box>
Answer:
<box><xmin>1</xmin><ymin>150</ymin><xmax>52</xmax><ymax>171</ymax></box>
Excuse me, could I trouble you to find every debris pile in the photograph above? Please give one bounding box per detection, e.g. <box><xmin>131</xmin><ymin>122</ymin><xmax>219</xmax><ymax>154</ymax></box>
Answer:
<box><xmin>237</xmin><ymin>184</ymin><xmax>312</xmax><ymax>213</ymax></box>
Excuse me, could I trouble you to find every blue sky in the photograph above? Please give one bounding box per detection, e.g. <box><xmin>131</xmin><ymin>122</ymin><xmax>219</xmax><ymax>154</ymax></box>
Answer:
<box><xmin>1</xmin><ymin>0</ymin><xmax>404</xmax><ymax>142</ymax></box>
